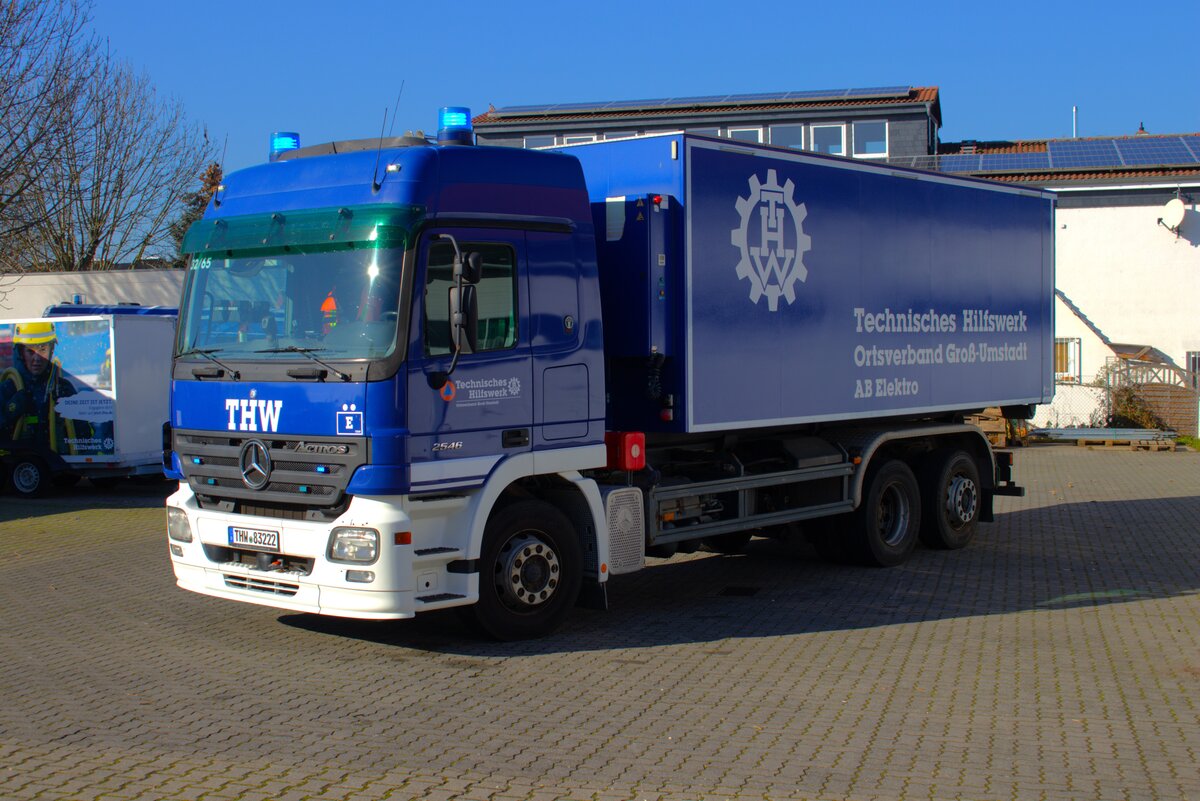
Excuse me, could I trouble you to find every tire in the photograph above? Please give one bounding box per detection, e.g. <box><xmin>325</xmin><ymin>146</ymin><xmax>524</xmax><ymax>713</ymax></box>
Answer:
<box><xmin>467</xmin><ymin>500</ymin><xmax>582</xmax><ymax>640</ymax></box>
<box><xmin>920</xmin><ymin>450</ymin><xmax>981</xmax><ymax>550</ymax></box>
<box><xmin>10</xmin><ymin>457</ymin><xmax>50</xmax><ymax>498</ymax></box>
<box><xmin>850</xmin><ymin>460</ymin><xmax>921</xmax><ymax>567</ymax></box>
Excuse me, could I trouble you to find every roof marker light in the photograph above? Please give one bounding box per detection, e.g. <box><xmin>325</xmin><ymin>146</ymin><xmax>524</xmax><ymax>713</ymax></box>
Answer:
<box><xmin>269</xmin><ymin>131</ymin><xmax>300</xmax><ymax>162</ymax></box>
<box><xmin>437</xmin><ymin>107</ymin><xmax>473</xmax><ymax>146</ymax></box>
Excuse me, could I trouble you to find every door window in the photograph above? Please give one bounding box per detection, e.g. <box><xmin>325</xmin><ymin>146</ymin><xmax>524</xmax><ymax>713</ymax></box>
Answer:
<box><xmin>424</xmin><ymin>241</ymin><xmax>518</xmax><ymax>356</ymax></box>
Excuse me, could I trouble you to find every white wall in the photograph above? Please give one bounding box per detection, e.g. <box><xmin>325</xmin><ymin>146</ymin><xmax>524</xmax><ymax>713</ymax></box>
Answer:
<box><xmin>0</xmin><ymin>270</ymin><xmax>185</xmax><ymax>318</ymax></box>
<box><xmin>1033</xmin><ymin>294</ymin><xmax>1116</xmax><ymax>429</ymax></box>
<box><xmin>1053</xmin><ymin>293</ymin><xmax>1114</xmax><ymax>383</ymax></box>
<box><xmin>1054</xmin><ymin>195</ymin><xmax>1200</xmax><ymax>367</ymax></box>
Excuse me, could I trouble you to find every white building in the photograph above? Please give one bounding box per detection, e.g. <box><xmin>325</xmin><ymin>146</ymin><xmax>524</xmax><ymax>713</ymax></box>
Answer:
<box><xmin>922</xmin><ymin>134</ymin><xmax>1200</xmax><ymax>433</ymax></box>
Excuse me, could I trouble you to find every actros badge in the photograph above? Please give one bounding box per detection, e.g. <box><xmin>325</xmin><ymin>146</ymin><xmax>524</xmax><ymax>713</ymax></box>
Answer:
<box><xmin>731</xmin><ymin>169</ymin><xmax>811</xmax><ymax>312</ymax></box>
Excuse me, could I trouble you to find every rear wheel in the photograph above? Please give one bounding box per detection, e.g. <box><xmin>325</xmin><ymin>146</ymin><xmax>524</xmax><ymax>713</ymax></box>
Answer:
<box><xmin>10</xmin><ymin>456</ymin><xmax>50</xmax><ymax>498</ymax></box>
<box><xmin>467</xmin><ymin>500</ymin><xmax>582</xmax><ymax>640</ymax></box>
<box><xmin>920</xmin><ymin>450</ymin><xmax>981</xmax><ymax>550</ymax></box>
<box><xmin>850</xmin><ymin>460</ymin><xmax>920</xmax><ymax>566</ymax></box>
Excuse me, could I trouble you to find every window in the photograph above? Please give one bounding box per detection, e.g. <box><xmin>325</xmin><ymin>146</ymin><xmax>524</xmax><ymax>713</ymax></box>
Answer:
<box><xmin>1054</xmin><ymin>338</ymin><xmax>1081</xmax><ymax>383</ymax></box>
<box><xmin>689</xmin><ymin>127</ymin><xmax>720</xmax><ymax>137</ymax></box>
<box><xmin>523</xmin><ymin>135</ymin><xmax>555</xmax><ymax>149</ymax></box>
<box><xmin>603</xmin><ymin>131</ymin><xmax>637</xmax><ymax>140</ymax></box>
<box><xmin>180</xmin><ymin>249</ymin><xmax>404</xmax><ymax>361</ymax></box>
<box><xmin>853</xmin><ymin>120</ymin><xmax>888</xmax><ymax>158</ymax></box>
<box><xmin>561</xmin><ymin>134</ymin><xmax>596</xmax><ymax>145</ymax></box>
<box><xmin>726</xmin><ymin>127</ymin><xmax>762</xmax><ymax>143</ymax></box>
<box><xmin>424</xmin><ymin>242</ymin><xmax>517</xmax><ymax>356</ymax></box>
<box><xmin>769</xmin><ymin>124</ymin><xmax>805</xmax><ymax>150</ymax></box>
<box><xmin>810</xmin><ymin>124</ymin><xmax>845</xmax><ymax>156</ymax></box>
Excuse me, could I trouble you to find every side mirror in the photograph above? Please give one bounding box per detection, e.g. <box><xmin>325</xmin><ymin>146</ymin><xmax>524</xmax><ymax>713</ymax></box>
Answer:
<box><xmin>459</xmin><ymin>252</ymin><xmax>482</xmax><ymax>285</ymax></box>
<box><xmin>450</xmin><ymin>284</ymin><xmax>478</xmax><ymax>353</ymax></box>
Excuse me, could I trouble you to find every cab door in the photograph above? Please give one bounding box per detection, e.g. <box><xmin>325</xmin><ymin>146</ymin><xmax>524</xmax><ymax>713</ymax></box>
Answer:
<box><xmin>406</xmin><ymin>229</ymin><xmax>531</xmax><ymax>494</ymax></box>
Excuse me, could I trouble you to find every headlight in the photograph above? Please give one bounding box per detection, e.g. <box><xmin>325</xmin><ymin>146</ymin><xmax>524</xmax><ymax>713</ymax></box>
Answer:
<box><xmin>167</xmin><ymin>507</ymin><xmax>193</xmax><ymax>543</ymax></box>
<box><xmin>328</xmin><ymin>527</ymin><xmax>379</xmax><ymax>564</ymax></box>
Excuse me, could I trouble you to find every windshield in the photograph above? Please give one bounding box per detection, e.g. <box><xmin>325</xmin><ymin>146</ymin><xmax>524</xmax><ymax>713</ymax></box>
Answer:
<box><xmin>178</xmin><ymin>246</ymin><xmax>406</xmax><ymax>361</ymax></box>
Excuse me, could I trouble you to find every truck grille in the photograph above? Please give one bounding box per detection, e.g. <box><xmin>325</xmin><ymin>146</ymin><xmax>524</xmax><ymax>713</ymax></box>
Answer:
<box><xmin>175</xmin><ymin>429</ymin><xmax>366</xmax><ymax>509</ymax></box>
<box><xmin>223</xmin><ymin>573</ymin><xmax>300</xmax><ymax>596</ymax></box>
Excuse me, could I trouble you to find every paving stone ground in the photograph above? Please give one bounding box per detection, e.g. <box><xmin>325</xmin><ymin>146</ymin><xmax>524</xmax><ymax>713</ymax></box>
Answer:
<box><xmin>1</xmin><ymin>445</ymin><xmax>1198</xmax><ymax>801</ymax></box>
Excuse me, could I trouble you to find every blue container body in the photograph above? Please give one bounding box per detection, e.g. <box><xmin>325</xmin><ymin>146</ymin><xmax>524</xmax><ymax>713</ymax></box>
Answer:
<box><xmin>565</xmin><ymin>135</ymin><xmax>1056</xmax><ymax>434</ymax></box>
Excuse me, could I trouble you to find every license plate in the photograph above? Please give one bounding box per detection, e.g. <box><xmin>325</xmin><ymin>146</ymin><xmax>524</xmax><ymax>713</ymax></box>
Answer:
<box><xmin>228</xmin><ymin>526</ymin><xmax>280</xmax><ymax>553</ymax></box>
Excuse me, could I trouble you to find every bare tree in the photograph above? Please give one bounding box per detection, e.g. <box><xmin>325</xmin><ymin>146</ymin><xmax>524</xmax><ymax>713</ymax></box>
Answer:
<box><xmin>17</xmin><ymin>52</ymin><xmax>212</xmax><ymax>271</ymax></box>
<box><xmin>1</xmin><ymin>1</ymin><xmax>212</xmax><ymax>272</ymax></box>
<box><xmin>0</xmin><ymin>0</ymin><xmax>96</xmax><ymax>244</ymax></box>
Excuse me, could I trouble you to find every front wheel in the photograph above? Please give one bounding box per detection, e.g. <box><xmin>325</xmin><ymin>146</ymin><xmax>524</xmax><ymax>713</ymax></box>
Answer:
<box><xmin>467</xmin><ymin>500</ymin><xmax>582</xmax><ymax>640</ymax></box>
<box><xmin>850</xmin><ymin>459</ymin><xmax>921</xmax><ymax>567</ymax></box>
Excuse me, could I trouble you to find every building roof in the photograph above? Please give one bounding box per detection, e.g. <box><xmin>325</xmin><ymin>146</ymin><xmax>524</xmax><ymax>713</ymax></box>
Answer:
<box><xmin>474</xmin><ymin>86</ymin><xmax>941</xmax><ymax>128</ymax></box>
<box><xmin>920</xmin><ymin>133</ymin><xmax>1200</xmax><ymax>186</ymax></box>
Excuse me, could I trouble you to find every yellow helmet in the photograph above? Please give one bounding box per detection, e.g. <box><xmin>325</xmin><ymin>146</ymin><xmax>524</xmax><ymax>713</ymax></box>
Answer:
<box><xmin>13</xmin><ymin>321</ymin><xmax>57</xmax><ymax>346</ymax></box>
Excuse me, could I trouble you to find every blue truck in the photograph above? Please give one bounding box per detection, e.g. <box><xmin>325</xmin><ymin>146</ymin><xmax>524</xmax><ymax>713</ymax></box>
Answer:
<box><xmin>164</xmin><ymin>111</ymin><xmax>1054</xmax><ymax>639</ymax></box>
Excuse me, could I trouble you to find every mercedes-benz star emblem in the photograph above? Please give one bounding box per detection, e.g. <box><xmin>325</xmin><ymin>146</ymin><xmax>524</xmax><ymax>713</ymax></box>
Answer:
<box><xmin>238</xmin><ymin>439</ymin><xmax>272</xmax><ymax>490</ymax></box>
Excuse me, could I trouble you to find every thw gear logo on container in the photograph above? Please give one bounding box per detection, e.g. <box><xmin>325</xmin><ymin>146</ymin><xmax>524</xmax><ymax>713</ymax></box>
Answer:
<box><xmin>731</xmin><ymin>169</ymin><xmax>811</xmax><ymax>311</ymax></box>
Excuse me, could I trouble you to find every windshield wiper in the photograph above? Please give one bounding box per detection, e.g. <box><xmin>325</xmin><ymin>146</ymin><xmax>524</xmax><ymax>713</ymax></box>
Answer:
<box><xmin>255</xmin><ymin>346</ymin><xmax>350</xmax><ymax>382</ymax></box>
<box><xmin>178</xmin><ymin>347</ymin><xmax>241</xmax><ymax>380</ymax></box>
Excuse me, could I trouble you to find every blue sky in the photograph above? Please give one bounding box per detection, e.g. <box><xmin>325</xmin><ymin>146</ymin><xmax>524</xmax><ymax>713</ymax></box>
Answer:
<box><xmin>92</xmin><ymin>1</ymin><xmax>1198</xmax><ymax>175</ymax></box>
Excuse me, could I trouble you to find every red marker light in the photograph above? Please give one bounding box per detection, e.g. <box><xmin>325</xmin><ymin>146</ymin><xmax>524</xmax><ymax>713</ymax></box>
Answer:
<box><xmin>652</xmin><ymin>194</ymin><xmax>663</xmax><ymax>206</ymax></box>
<box><xmin>605</xmin><ymin>431</ymin><xmax>646</xmax><ymax>471</ymax></box>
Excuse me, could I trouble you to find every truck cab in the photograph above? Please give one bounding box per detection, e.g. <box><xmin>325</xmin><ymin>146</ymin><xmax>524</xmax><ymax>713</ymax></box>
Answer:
<box><xmin>166</xmin><ymin>129</ymin><xmax>609</xmax><ymax>637</ymax></box>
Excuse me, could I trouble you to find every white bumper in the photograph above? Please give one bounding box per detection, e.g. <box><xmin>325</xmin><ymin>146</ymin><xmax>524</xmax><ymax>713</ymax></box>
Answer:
<box><xmin>166</xmin><ymin>484</ymin><xmax>475</xmax><ymax>620</ymax></box>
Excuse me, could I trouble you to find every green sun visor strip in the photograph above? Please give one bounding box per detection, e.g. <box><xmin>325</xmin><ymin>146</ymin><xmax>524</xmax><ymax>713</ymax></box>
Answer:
<box><xmin>182</xmin><ymin>204</ymin><xmax>425</xmax><ymax>255</ymax></box>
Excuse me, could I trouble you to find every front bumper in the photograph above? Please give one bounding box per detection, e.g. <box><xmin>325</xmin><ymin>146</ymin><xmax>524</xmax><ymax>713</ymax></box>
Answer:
<box><xmin>166</xmin><ymin>484</ymin><xmax>474</xmax><ymax>619</ymax></box>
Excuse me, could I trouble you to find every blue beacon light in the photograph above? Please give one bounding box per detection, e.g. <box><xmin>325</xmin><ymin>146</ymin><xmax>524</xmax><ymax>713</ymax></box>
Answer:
<box><xmin>437</xmin><ymin>107</ymin><xmax>473</xmax><ymax>146</ymax></box>
<box><xmin>269</xmin><ymin>131</ymin><xmax>300</xmax><ymax>162</ymax></box>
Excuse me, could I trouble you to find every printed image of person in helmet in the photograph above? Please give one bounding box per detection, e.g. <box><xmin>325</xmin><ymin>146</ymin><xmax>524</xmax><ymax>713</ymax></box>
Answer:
<box><xmin>0</xmin><ymin>322</ymin><xmax>94</xmax><ymax>455</ymax></box>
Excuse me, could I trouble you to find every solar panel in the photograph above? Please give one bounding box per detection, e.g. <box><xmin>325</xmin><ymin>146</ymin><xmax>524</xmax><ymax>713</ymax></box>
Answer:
<box><xmin>1048</xmin><ymin>139</ymin><xmax>1122</xmax><ymax>169</ymax></box>
<box><xmin>724</xmin><ymin>91</ymin><xmax>798</xmax><ymax>105</ymax></box>
<box><xmin>781</xmin><ymin>89</ymin><xmax>844</xmax><ymax>101</ymax></box>
<box><xmin>669</xmin><ymin>95</ymin><xmax>728</xmax><ymax>105</ymax></box>
<box><xmin>489</xmin><ymin>86</ymin><xmax>918</xmax><ymax>119</ymax></box>
<box><xmin>550</xmin><ymin>102</ymin><xmax>614</xmax><ymax>112</ymax></box>
<box><xmin>1114</xmin><ymin>136</ymin><xmax>1195</xmax><ymax>166</ymax></box>
<box><xmin>1182</xmin><ymin>136</ymin><xmax>1200</xmax><ymax>161</ymax></box>
<box><xmin>938</xmin><ymin>154</ymin><xmax>982</xmax><ymax>172</ymax></box>
<box><xmin>491</xmin><ymin>104</ymin><xmax>559</xmax><ymax>116</ymax></box>
<box><xmin>844</xmin><ymin>86</ymin><xmax>911</xmax><ymax>99</ymax></box>
<box><xmin>894</xmin><ymin>155</ymin><xmax>938</xmax><ymax>171</ymax></box>
<box><xmin>979</xmin><ymin>152</ymin><xmax>1051</xmax><ymax>171</ymax></box>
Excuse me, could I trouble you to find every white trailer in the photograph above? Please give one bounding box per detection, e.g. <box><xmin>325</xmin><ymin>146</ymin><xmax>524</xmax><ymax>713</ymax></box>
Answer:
<box><xmin>0</xmin><ymin>311</ymin><xmax>175</xmax><ymax>495</ymax></box>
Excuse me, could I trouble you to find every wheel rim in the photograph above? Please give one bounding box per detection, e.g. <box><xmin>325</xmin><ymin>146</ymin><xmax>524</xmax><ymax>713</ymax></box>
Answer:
<box><xmin>494</xmin><ymin>532</ymin><xmax>561</xmax><ymax>611</ymax></box>
<box><xmin>876</xmin><ymin>482</ymin><xmax>912</xmax><ymax>546</ymax></box>
<box><xmin>13</xmin><ymin>462</ymin><xmax>41</xmax><ymax>494</ymax></box>
<box><xmin>945</xmin><ymin>475</ymin><xmax>978</xmax><ymax>529</ymax></box>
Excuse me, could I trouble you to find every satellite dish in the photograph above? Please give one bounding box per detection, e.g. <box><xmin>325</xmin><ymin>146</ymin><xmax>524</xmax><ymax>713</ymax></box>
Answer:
<box><xmin>1162</xmin><ymin>197</ymin><xmax>1186</xmax><ymax>229</ymax></box>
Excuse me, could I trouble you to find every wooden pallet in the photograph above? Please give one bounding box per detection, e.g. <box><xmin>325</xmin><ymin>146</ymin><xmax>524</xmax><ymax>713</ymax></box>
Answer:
<box><xmin>966</xmin><ymin>407</ymin><xmax>1012</xmax><ymax>447</ymax></box>
<box><xmin>1075</xmin><ymin>438</ymin><xmax>1175</xmax><ymax>451</ymax></box>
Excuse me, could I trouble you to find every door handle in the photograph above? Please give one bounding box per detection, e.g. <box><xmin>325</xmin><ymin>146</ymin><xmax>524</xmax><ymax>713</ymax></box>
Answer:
<box><xmin>502</xmin><ymin>429</ymin><xmax>530</xmax><ymax>448</ymax></box>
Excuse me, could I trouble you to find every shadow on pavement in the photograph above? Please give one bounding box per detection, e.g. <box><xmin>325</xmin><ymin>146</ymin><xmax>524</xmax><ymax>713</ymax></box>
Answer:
<box><xmin>280</xmin><ymin>495</ymin><xmax>1200</xmax><ymax>656</ymax></box>
<box><xmin>0</xmin><ymin>478</ymin><xmax>173</xmax><ymax>522</ymax></box>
